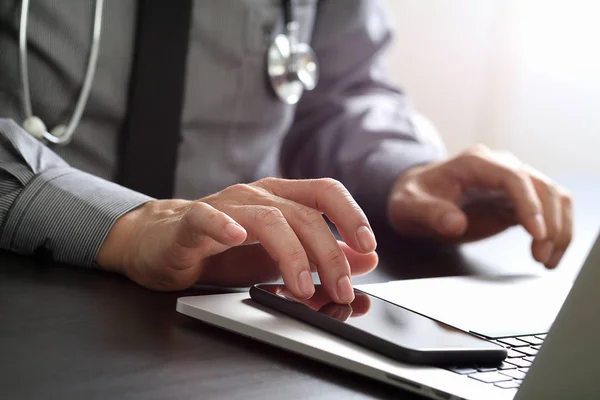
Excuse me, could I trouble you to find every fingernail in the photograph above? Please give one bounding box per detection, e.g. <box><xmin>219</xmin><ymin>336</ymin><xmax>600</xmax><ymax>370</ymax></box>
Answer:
<box><xmin>334</xmin><ymin>307</ymin><xmax>352</xmax><ymax>322</ymax></box>
<box><xmin>533</xmin><ymin>213</ymin><xmax>547</xmax><ymax>240</ymax></box>
<box><xmin>332</xmin><ymin>308</ymin><xmax>345</xmax><ymax>321</ymax></box>
<box><xmin>547</xmin><ymin>250</ymin><xmax>565</xmax><ymax>269</ymax></box>
<box><xmin>356</xmin><ymin>225</ymin><xmax>377</xmax><ymax>252</ymax></box>
<box><xmin>298</xmin><ymin>270</ymin><xmax>315</xmax><ymax>297</ymax></box>
<box><xmin>224</xmin><ymin>222</ymin><xmax>245</xmax><ymax>239</ymax></box>
<box><xmin>440</xmin><ymin>212</ymin><xmax>465</xmax><ymax>234</ymax></box>
<box><xmin>539</xmin><ymin>241</ymin><xmax>554</xmax><ymax>264</ymax></box>
<box><xmin>337</xmin><ymin>275</ymin><xmax>355</xmax><ymax>303</ymax></box>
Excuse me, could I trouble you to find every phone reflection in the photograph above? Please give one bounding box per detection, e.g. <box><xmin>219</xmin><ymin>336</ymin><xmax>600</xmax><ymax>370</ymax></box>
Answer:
<box><xmin>264</xmin><ymin>285</ymin><xmax>371</xmax><ymax>322</ymax></box>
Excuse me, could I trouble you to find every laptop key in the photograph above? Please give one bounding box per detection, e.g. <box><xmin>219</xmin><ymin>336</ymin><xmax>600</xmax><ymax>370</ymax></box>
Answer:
<box><xmin>500</xmin><ymin>369</ymin><xmax>527</xmax><ymax>380</ymax></box>
<box><xmin>515</xmin><ymin>347</ymin><xmax>538</xmax><ymax>356</ymax></box>
<box><xmin>507</xmin><ymin>349</ymin><xmax>525</xmax><ymax>358</ymax></box>
<box><xmin>498</xmin><ymin>361</ymin><xmax>517</xmax><ymax>370</ymax></box>
<box><xmin>535</xmin><ymin>334</ymin><xmax>547</xmax><ymax>340</ymax></box>
<box><xmin>448</xmin><ymin>367</ymin><xmax>477</xmax><ymax>375</ymax></box>
<box><xmin>468</xmin><ymin>372</ymin><xmax>512</xmax><ymax>384</ymax></box>
<box><xmin>520</xmin><ymin>368</ymin><xmax>530</xmax><ymax>373</ymax></box>
<box><xmin>495</xmin><ymin>381</ymin><xmax>521</xmax><ymax>389</ymax></box>
<box><xmin>498</xmin><ymin>337</ymin><xmax>529</xmax><ymax>347</ymax></box>
<box><xmin>518</xmin><ymin>335</ymin><xmax>544</xmax><ymax>345</ymax></box>
<box><xmin>477</xmin><ymin>367</ymin><xmax>498</xmax><ymax>372</ymax></box>
<box><xmin>506</xmin><ymin>358</ymin><xmax>532</xmax><ymax>368</ymax></box>
<box><xmin>524</xmin><ymin>356</ymin><xmax>536</xmax><ymax>363</ymax></box>
<box><xmin>533</xmin><ymin>345</ymin><xmax>542</xmax><ymax>350</ymax></box>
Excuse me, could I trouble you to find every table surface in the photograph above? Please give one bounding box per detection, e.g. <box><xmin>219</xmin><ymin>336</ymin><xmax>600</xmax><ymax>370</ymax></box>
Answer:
<box><xmin>1</xmin><ymin>176</ymin><xmax>599</xmax><ymax>400</ymax></box>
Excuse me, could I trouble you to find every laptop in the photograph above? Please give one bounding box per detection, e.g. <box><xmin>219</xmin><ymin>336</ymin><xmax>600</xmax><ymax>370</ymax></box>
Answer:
<box><xmin>177</xmin><ymin>233</ymin><xmax>600</xmax><ymax>399</ymax></box>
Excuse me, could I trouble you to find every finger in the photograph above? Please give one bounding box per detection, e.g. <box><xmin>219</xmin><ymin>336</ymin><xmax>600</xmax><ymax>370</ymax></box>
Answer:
<box><xmin>460</xmin><ymin>197</ymin><xmax>518</xmax><ymax>241</ymax></box>
<box><xmin>319</xmin><ymin>303</ymin><xmax>353</xmax><ymax>321</ymax></box>
<box><xmin>546</xmin><ymin>191</ymin><xmax>574</xmax><ymax>269</ymax></box>
<box><xmin>197</xmin><ymin>241</ymin><xmax>377</xmax><ymax>289</ymax></box>
<box><xmin>257</xmin><ymin>178</ymin><xmax>377</xmax><ymax>254</ymax></box>
<box><xmin>275</xmin><ymin>201</ymin><xmax>354</xmax><ymax>303</ymax></box>
<box><xmin>349</xmin><ymin>291</ymin><xmax>372</xmax><ymax>317</ymax></box>
<box><xmin>337</xmin><ymin>241</ymin><xmax>378</xmax><ymax>276</ymax></box>
<box><xmin>455</xmin><ymin>152</ymin><xmax>546</xmax><ymax>240</ymax></box>
<box><xmin>390</xmin><ymin>186</ymin><xmax>468</xmax><ymax>237</ymax></box>
<box><xmin>175</xmin><ymin>201</ymin><xmax>247</xmax><ymax>251</ymax></box>
<box><xmin>300</xmin><ymin>285</ymin><xmax>341</xmax><ymax>310</ymax></box>
<box><xmin>304</xmin><ymin>242</ymin><xmax>378</xmax><ymax>277</ymax></box>
<box><xmin>528</xmin><ymin>174</ymin><xmax>562</xmax><ymax>265</ymax></box>
<box><xmin>227</xmin><ymin>205</ymin><xmax>314</xmax><ymax>299</ymax></box>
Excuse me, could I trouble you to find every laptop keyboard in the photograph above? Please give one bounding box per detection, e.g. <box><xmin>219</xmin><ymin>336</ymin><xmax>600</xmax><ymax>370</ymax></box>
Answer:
<box><xmin>446</xmin><ymin>334</ymin><xmax>547</xmax><ymax>390</ymax></box>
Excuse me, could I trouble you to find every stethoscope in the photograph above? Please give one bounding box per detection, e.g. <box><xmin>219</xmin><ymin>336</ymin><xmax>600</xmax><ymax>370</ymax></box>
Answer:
<box><xmin>18</xmin><ymin>0</ymin><xmax>319</xmax><ymax>146</ymax></box>
<box><xmin>19</xmin><ymin>0</ymin><xmax>104</xmax><ymax>145</ymax></box>
<box><xmin>268</xmin><ymin>0</ymin><xmax>319</xmax><ymax>105</ymax></box>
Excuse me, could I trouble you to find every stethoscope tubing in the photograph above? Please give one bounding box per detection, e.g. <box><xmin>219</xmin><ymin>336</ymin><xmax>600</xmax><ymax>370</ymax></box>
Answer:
<box><xmin>19</xmin><ymin>0</ymin><xmax>317</xmax><ymax>145</ymax></box>
<box><xmin>19</xmin><ymin>0</ymin><xmax>104</xmax><ymax>144</ymax></box>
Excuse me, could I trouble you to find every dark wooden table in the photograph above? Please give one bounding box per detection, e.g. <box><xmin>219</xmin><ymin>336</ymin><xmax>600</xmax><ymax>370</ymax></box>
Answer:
<box><xmin>1</xmin><ymin>176</ymin><xmax>598</xmax><ymax>400</ymax></box>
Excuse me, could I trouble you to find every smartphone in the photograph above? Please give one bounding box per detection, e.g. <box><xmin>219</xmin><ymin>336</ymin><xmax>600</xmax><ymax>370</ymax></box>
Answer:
<box><xmin>250</xmin><ymin>284</ymin><xmax>506</xmax><ymax>367</ymax></box>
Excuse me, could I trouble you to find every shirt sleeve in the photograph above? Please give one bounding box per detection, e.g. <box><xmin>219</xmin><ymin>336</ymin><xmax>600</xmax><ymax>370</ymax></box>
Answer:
<box><xmin>0</xmin><ymin>119</ymin><xmax>152</xmax><ymax>267</ymax></box>
<box><xmin>281</xmin><ymin>0</ymin><xmax>447</xmax><ymax>226</ymax></box>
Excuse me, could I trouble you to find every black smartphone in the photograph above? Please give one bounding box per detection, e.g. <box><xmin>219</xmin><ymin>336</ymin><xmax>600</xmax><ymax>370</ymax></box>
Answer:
<box><xmin>250</xmin><ymin>284</ymin><xmax>506</xmax><ymax>367</ymax></box>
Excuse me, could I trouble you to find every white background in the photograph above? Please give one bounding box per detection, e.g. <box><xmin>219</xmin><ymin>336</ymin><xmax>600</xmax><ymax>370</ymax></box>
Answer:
<box><xmin>381</xmin><ymin>0</ymin><xmax>600</xmax><ymax>175</ymax></box>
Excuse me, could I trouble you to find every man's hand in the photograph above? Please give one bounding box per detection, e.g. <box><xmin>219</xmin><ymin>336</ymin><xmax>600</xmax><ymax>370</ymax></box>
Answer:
<box><xmin>387</xmin><ymin>145</ymin><xmax>573</xmax><ymax>269</ymax></box>
<box><xmin>97</xmin><ymin>178</ymin><xmax>378</xmax><ymax>303</ymax></box>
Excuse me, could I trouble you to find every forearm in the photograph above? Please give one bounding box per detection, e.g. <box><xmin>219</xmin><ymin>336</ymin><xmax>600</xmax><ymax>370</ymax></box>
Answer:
<box><xmin>0</xmin><ymin>118</ymin><xmax>152</xmax><ymax>267</ymax></box>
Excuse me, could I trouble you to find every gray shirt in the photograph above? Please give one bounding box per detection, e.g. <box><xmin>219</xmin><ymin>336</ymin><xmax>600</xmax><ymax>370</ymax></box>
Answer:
<box><xmin>0</xmin><ymin>0</ymin><xmax>445</xmax><ymax>267</ymax></box>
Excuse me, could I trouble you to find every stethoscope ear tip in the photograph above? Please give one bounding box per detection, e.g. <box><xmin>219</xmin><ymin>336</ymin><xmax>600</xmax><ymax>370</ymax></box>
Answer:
<box><xmin>22</xmin><ymin>116</ymin><xmax>47</xmax><ymax>140</ymax></box>
<box><xmin>23</xmin><ymin>116</ymin><xmax>71</xmax><ymax>144</ymax></box>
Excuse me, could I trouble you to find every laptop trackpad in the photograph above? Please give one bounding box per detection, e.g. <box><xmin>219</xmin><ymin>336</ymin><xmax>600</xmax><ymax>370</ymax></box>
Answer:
<box><xmin>357</xmin><ymin>274</ymin><xmax>573</xmax><ymax>339</ymax></box>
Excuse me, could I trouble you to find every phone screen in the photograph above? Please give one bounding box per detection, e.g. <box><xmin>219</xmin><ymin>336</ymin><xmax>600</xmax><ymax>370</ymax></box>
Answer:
<box><xmin>253</xmin><ymin>284</ymin><xmax>503</xmax><ymax>354</ymax></box>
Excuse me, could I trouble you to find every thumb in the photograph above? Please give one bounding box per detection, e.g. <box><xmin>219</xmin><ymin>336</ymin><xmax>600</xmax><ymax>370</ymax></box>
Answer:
<box><xmin>392</xmin><ymin>192</ymin><xmax>468</xmax><ymax>237</ymax></box>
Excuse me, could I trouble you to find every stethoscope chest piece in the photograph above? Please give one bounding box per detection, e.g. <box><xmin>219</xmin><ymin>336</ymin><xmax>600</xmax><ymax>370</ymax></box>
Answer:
<box><xmin>267</xmin><ymin>0</ymin><xmax>319</xmax><ymax>105</ymax></box>
<box><xmin>268</xmin><ymin>32</ymin><xmax>318</xmax><ymax>105</ymax></box>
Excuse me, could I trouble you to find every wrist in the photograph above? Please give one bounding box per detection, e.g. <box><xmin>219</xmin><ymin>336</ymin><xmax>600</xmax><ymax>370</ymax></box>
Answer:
<box><xmin>96</xmin><ymin>199</ymin><xmax>193</xmax><ymax>274</ymax></box>
<box><xmin>96</xmin><ymin>202</ymin><xmax>149</xmax><ymax>273</ymax></box>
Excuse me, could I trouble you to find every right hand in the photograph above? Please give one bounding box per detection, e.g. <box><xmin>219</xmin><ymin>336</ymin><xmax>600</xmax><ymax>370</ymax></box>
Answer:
<box><xmin>97</xmin><ymin>178</ymin><xmax>378</xmax><ymax>304</ymax></box>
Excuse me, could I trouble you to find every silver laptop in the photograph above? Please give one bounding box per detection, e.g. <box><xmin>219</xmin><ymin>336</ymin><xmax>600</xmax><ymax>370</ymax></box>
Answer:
<box><xmin>177</xmin><ymin>233</ymin><xmax>600</xmax><ymax>399</ymax></box>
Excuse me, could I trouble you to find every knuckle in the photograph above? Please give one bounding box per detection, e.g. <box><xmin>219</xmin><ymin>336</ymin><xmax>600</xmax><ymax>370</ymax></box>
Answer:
<box><xmin>545</xmin><ymin>182</ymin><xmax>560</xmax><ymax>198</ymax></box>
<box><xmin>460</xmin><ymin>151</ymin><xmax>487</xmax><ymax>167</ymax></box>
<box><xmin>508</xmin><ymin>168</ymin><xmax>531</xmax><ymax>187</ymax></box>
<box><xmin>466</xmin><ymin>144</ymin><xmax>490</xmax><ymax>155</ymax></box>
<box><xmin>319</xmin><ymin>178</ymin><xmax>357</xmax><ymax>206</ymax></box>
<box><xmin>295</xmin><ymin>206</ymin><xmax>324</xmax><ymax>227</ymax></box>
<box><xmin>545</xmin><ymin>220</ymin><xmax>560</xmax><ymax>239</ymax></box>
<box><xmin>560</xmin><ymin>190</ymin><xmax>573</xmax><ymax>206</ymax></box>
<box><xmin>285</xmin><ymin>247</ymin><xmax>308</xmax><ymax>266</ymax></box>
<box><xmin>257</xmin><ymin>177</ymin><xmax>282</xmax><ymax>187</ymax></box>
<box><xmin>195</xmin><ymin>202</ymin><xmax>220</xmax><ymax>223</ymax></box>
<box><xmin>228</xmin><ymin>183</ymin><xmax>255</xmax><ymax>195</ymax></box>
<box><xmin>534</xmin><ymin>171</ymin><xmax>553</xmax><ymax>185</ymax></box>
<box><xmin>181</xmin><ymin>203</ymin><xmax>204</xmax><ymax>227</ymax></box>
<box><xmin>255</xmin><ymin>206</ymin><xmax>286</xmax><ymax>226</ymax></box>
<box><xmin>326</xmin><ymin>248</ymin><xmax>347</xmax><ymax>267</ymax></box>
<box><xmin>319</xmin><ymin>178</ymin><xmax>346</xmax><ymax>193</ymax></box>
<box><xmin>185</xmin><ymin>202</ymin><xmax>220</xmax><ymax>228</ymax></box>
<box><xmin>496</xmin><ymin>150</ymin><xmax>519</xmax><ymax>165</ymax></box>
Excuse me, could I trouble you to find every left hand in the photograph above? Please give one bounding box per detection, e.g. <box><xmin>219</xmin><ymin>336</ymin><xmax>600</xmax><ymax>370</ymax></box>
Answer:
<box><xmin>387</xmin><ymin>145</ymin><xmax>573</xmax><ymax>269</ymax></box>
